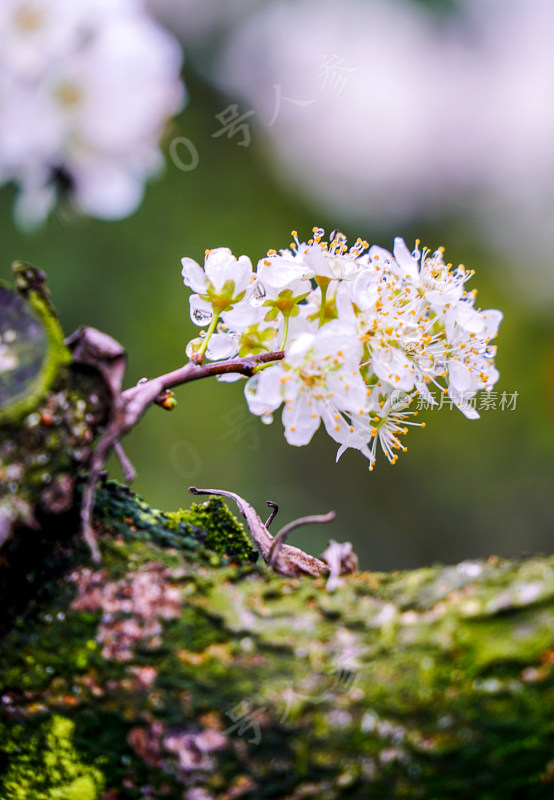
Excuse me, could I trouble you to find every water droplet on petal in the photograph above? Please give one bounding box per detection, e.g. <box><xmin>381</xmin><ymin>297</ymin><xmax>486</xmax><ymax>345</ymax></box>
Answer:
<box><xmin>261</xmin><ymin>412</ymin><xmax>274</xmax><ymax>425</ymax></box>
<box><xmin>250</xmin><ymin>282</ymin><xmax>266</xmax><ymax>307</ymax></box>
<box><xmin>245</xmin><ymin>375</ymin><xmax>259</xmax><ymax>395</ymax></box>
<box><xmin>192</xmin><ymin>307</ymin><xmax>213</xmax><ymax>325</ymax></box>
<box><xmin>186</xmin><ymin>338</ymin><xmax>203</xmax><ymax>358</ymax></box>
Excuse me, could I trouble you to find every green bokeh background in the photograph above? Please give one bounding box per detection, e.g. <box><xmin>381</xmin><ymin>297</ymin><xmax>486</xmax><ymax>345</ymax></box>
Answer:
<box><xmin>1</xmin><ymin>73</ymin><xmax>553</xmax><ymax>571</ymax></box>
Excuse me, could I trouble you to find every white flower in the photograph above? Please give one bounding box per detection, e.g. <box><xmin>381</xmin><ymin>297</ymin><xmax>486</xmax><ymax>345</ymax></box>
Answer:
<box><xmin>0</xmin><ymin>0</ymin><xmax>185</xmax><ymax>226</ymax></box>
<box><xmin>443</xmin><ymin>305</ymin><xmax>502</xmax><ymax>417</ymax></box>
<box><xmin>182</xmin><ymin>247</ymin><xmax>253</xmax><ymax>319</ymax></box>
<box><xmin>0</xmin><ymin>0</ymin><xmax>91</xmax><ymax>81</ymax></box>
<box><xmin>257</xmin><ymin>246</ymin><xmax>312</xmax><ymax>289</ymax></box>
<box><xmin>245</xmin><ymin>320</ymin><xmax>368</xmax><ymax>449</ymax></box>
<box><xmin>181</xmin><ymin>247</ymin><xmax>252</xmax><ymax>296</ymax></box>
<box><xmin>257</xmin><ymin>228</ymin><xmax>370</xmax><ymax>291</ymax></box>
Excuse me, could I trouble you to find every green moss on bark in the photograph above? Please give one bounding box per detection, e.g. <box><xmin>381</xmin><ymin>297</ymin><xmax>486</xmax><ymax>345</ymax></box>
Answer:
<box><xmin>0</xmin><ymin>715</ymin><xmax>105</xmax><ymax>800</ymax></box>
<box><xmin>94</xmin><ymin>480</ymin><xmax>258</xmax><ymax>566</ymax></box>
<box><xmin>2</xmin><ymin>481</ymin><xmax>554</xmax><ymax>799</ymax></box>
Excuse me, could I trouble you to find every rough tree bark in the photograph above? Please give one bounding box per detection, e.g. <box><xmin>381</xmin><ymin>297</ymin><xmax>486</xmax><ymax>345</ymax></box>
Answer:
<box><xmin>1</xmin><ymin>266</ymin><xmax>554</xmax><ymax>800</ymax></box>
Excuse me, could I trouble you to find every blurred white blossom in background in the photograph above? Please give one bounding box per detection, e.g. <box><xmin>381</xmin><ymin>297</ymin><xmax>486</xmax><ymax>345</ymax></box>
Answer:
<box><xmin>4</xmin><ymin>0</ymin><xmax>553</xmax><ymax>299</ymax></box>
<box><xmin>461</xmin><ymin>0</ymin><xmax>554</xmax><ymax>275</ymax></box>
<box><xmin>215</xmin><ymin>0</ymin><xmax>450</xmax><ymax>223</ymax></box>
<box><xmin>146</xmin><ymin>0</ymin><xmax>259</xmax><ymax>48</ymax></box>
<box><xmin>0</xmin><ymin>0</ymin><xmax>185</xmax><ymax>227</ymax></box>
<box><xmin>198</xmin><ymin>0</ymin><xmax>554</xmax><ymax>301</ymax></box>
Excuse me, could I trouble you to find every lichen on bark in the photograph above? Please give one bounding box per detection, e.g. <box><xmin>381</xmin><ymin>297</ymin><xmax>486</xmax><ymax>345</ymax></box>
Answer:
<box><xmin>2</xmin><ymin>489</ymin><xmax>554</xmax><ymax>798</ymax></box>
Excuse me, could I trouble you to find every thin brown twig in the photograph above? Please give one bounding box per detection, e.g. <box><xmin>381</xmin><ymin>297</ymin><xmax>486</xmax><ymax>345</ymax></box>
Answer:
<box><xmin>121</xmin><ymin>350</ymin><xmax>283</xmax><ymax>408</ymax></box>
<box><xmin>268</xmin><ymin>512</ymin><xmax>336</xmax><ymax>568</ymax></box>
<box><xmin>265</xmin><ymin>501</ymin><xmax>279</xmax><ymax>529</ymax></box>
<box><xmin>189</xmin><ymin>486</ymin><xmax>330</xmax><ymax>578</ymax></box>
<box><xmin>82</xmin><ymin>351</ymin><xmax>284</xmax><ymax>561</ymax></box>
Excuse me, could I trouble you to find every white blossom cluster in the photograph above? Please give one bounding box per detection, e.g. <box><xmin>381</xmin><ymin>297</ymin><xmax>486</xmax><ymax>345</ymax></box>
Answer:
<box><xmin>182</xmin><ymin>228</ymin><xmax>502</xmax><ymax>470</ymax></box>
<box><xmin>0</xmin><ymin>0</ymin><xmax>185</xmax><ymax>227</ymax></box>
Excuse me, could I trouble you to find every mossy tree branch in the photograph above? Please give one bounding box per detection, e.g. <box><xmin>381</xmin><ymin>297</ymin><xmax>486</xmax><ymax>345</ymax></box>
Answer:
<box><xmin>2</xmin><ymin>480</ymin><xmax>554</xmax><ymax>799</ymax></box>
<box><xmin>2</xmin><ymin>265</ymin><xmax>554</xmax><ymax>799</ymax></box>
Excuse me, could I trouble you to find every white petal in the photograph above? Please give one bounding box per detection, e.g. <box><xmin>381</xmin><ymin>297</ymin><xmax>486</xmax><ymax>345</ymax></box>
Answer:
<box><xmin>393</xmin><ymin>237</ymin><xmax>419</xmax><ymax>281</ymax></box>
<box><xmin>415</xmin><ymin>378</ymin><xmax>438</xmax><ymax>405</ymax></box>
<box><xmin>287</xmin><ymin>278</ymin><xmax>313</xmax><ymax>296</ymax></box>
<box><xmin>481</xmin><ymin>309</ymin><xmax>503</xmax><ymax>339</ymax></box>
<box><xmin>454</xmin><ymin>303</ymin><xmax>485</xmax><ymax>334</ymax></box>
<box><xmin>181</xmin><ymin>257</ymin><xmax>208</xmax><ymax>294</ymax></box>
<box><xmin>74</xmin><ymin>160</ymin><xmax>144</xmax><ymax>219</ymax></box>
<box><xmin>448</xmin><ymin>387</ymin><xmax>480</xmax><ymax>419</ymax></box>
<box><xmin>285</xmin><ymin>331</ymin><xmax>314</xmax><ymax>365</ymax></box>
<box><xmin>222</xmin><ymin>302</ymin><xmax>264</xmax><ymax>329</ymax></box>
<box><xmin>321</xmin><ymin>406</ymin><xmax>370</xmax><ymax>448</ymax></box>
<box><xmin>448</xmin><ymin>359</ymin><xmax>476</xmax><ymax>392</ymax></box>
<box><xmin>314</xmin><ymin>319</ymin><xmax>360</xmax><ymax>361</ymax></box>
<box><xmin>426</xmin><ymin>286</ymin><xmax>463</xmax><ymax>308</ymax></box>
<box><xmin>335</xmin><ymin>282</ymin><xmax>357</xmax><ymax>324</ymax></box>
<box><xmin>367</xmin><ymin>245</ymin><xmax>394</xmax><ymax>269</ymax></box>
<box><xmin>204</xmin><ymin>247</ymin><xmax>237</xmax><ymax>292</ymax></box>
<box><xmin>257</xmin><ymin>255</ymin><xmax>309</xmax><ymax>288</ymax></box>
<box><xmin>189</xmin><ymin>295</ymin><xmax>213</xmax><ymax>326</ymax></box>
<box><xmin>14</xmin><ymin>182</ymin><xmax>56</xmax><ymax>229</ymax></box>
<box><xmin>351</xmin><ymin>270</ymin><xmax>379</xmax><ymax>311</ymax></box>
<box><xmin>326</xmin><ymin>370</ymin><xmax>368</xmax><ymax>414</ymax></box>
<box><xmin>304</xmin><ymin>246</ymin><xmax>334</xmax><ymax>279</ymax></box>
<box><xmin>233</xmin><ymin>255</ymin><xmax>254</xmax><ymax>295</ymax></box>
<box><xmin>483</xmin><ymin>364</ymin><xmax>500</xmax><ymax>387</ymax></box>
<box><xmin>206</xmin><ymin>333</ymin><xmax>238</xmax><ymax>361</ymax></box>
<box><xmin>282</xmin><ymin>394</ymin><xmax>320</xmax><ymax>446</ymax></box>
<box><xmin>372</xmin><ymin>347</ymin><xmax>415</xmax><ymax>391</ymax></box>
<box><xmin>244</xmin><ymin>367</ymin><xmax>284</xmax><ymax>416</ymax></box>
<box><xmin>203</xmin><ymin>248</ymin><xmax>253</xmax><ymax>295</ymax></box>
